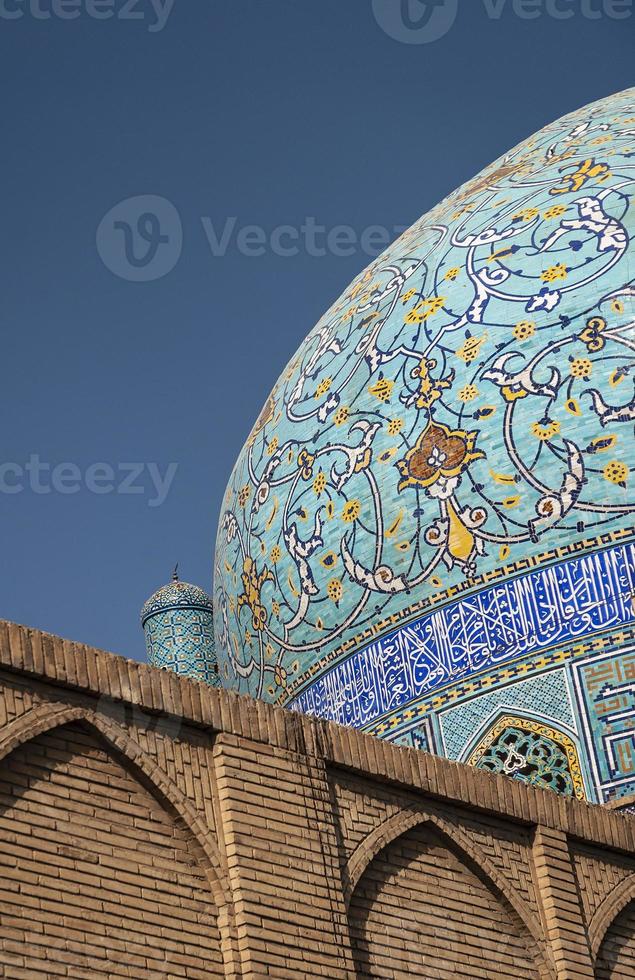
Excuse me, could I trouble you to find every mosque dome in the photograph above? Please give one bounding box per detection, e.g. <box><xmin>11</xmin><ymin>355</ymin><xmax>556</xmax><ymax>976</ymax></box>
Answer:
<box><xmin>214</xmin><ymin>88</ymin><xmax>635</xmax><ymax>806</ymax></box>
<box><xmin>142</xmin><ymin>571</ymin><xmax>219</xmax><ymax>686</ymax></box>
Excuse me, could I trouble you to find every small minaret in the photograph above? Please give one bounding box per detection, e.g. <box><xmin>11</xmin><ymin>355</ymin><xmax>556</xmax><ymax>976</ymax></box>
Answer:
<box><xmin>141</xmin><ymin>566</ymin><xmax>219</xmax><ymax>686</ymax></box>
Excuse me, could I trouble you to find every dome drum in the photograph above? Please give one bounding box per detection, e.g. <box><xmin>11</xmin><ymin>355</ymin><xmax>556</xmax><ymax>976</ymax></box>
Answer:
<box><xmin>142</xmin><ymin>577</ymin><xmax>219</xmax><ymax>687</ymax></box>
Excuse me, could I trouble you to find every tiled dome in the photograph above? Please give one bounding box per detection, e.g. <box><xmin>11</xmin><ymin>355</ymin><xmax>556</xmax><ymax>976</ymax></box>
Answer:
<box><xmin>215</xmin><ymin>89</ymin><xmax>635</xmax><ymax>805</ymax></box>
<box><xmin>141</xmin><ymin>580</ymin><xmax>214</xmax><ymax>625</ymax></box>
<box><xmin>142</xmin><ymin>576</ymin><xmax>218</xmax><ymax>687</ymax></box>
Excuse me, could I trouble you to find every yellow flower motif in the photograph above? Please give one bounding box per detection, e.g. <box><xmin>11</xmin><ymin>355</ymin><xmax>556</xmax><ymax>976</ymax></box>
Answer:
<box><xmin>612</xmin><ymin>299</ymin><xmax>625</xmax><ymax>314</ymax></box>
<box><xmin>342</xmin><ymin>499</ymin><xmax>361</xmax><ymax>523</ymax></box>
<box><xmin>397</xmin><ymin>420</ymin><xmax>483</xmax><ymax>495</ymax></box>
<box><xmin>458</xmin><ymin>384</ymin><xmax>479</xmax><ymax>403</ymax></box>
<box><xmin>387</xmin><ymin>418</ymin><xmax>404</xmax><ymax>436</ymax></box>
<box><xmin>456</xmin><ymin>333</ymin><xmax>488</xmax><ymax>365</ymax></box>
<box><xmin>531</xmin><ymin>419</ymin><xmax>561</xmax><ymax>442</ymax></box>
<box><xmin>603</xmin><ymin>460</ymin><xmax>629</xmax><ymax>486</ymax></box>
<box><xmin>404</xmin><ymin>296</ymin><xmax>446</xmax><ymax>325</ymax></box>
<box><xmin>445</xmin><ymin>267</ymin><xmax>460</xmax><ymax>281</ymax></box>
<box><xmin>570</xmin><ymin>358</ymin><xmax>593</xmax><ymax>379</ymax></box>
<box><xmin>313</xmin><ymin>471</ymin><xmax>327</xmax><ymax>496</ymax></box>
<box><xmin>297</xmin><ymin>449</ymin><xmax>315</xmax><ymax>480</ymax></box>
<box><xmin>237</xmin><ymin>557</ymin><xmax>274</xmax><ymax>632</ymax></box>
<box><xmin>401</xmin><ymin>288</ymin><xmax>417</xmax><ymax>304</ymax></box>
<box><xmin>512</xmin><ymin>207</ymin><xmax>539</xmax><ymax>221</ymax></box>
<box><xmin>238</xmin><ymin>484</ymin><xmax>251</xmax><ymax>507</ymax></box>
<box><xmin>327</xmin><ymin>579</ymin><xmax>343</xmax><ymax>604</ymax></box>
<box><xmin>315</xmin><ymin>377</ymin><xmax>332</xmax><ymax>398</ymax></box>
<box><xmin>272</xmin><ymin>600</ymin><xmax>280</xmax><ymax>617</ymax></box>
<box><xmin>579</xmin><ymin>316</ymin><xmax>606</xmax><ymax>353</ymax></box>
<box><xmin>270</xmin><ymin>545</ymin><xmax>281</xmax><ymax>564</ymax></box>
<box><xmin>542</xmin><ymin>263</ymin><xmax>568</xmax><ymax>283</ymax></box>
<box><xmin>543</xmin><ymin>205</ymin><xmax>567</xmax><ymax>220</ymax></box>
<box><xmin>333</xmin><ymin>406</ymin><xmax>350</xmax><ymax>426</ymax></box>
<box><xmin>412</xmin><ymin>356</ymin><xmax>454</xmax><ymax>411</ymax></box>
<box><xmin>266</xmin><ymin>436</ymin><xmax>279</xmax><ymax>456</ymax></box>
<box><xmin>513</xmin><ymin>320</ymin><xmax>536</xmax><ymax>341</ymax></box>
<box><xmin>274</xmin><ymin>665</ymin><xmax>288</xmax><ymax>688</ymax></box>
<box><xmin>550</xmin><ymin>158</ymin><xmax>611</xmax><ymax>195</ymax></box>
<box><xmin>368</xmin><ymin>378</ymin><xmax>394</xmax><ymax>403</ymax></box>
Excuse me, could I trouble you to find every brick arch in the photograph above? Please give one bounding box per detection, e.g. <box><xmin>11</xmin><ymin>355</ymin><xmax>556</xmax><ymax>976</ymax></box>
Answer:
<box><xmin>345</xmin><ymin>804</ymin><xmax>554</xmax><ymax>979</ymax></box>
<box><xmin>0</xmin><ymin>702</ymin><xmax>233</xmax><ymax>929</ymax></box>
<box><xmin>590</xmin><ymin>875</ymin><xmax>635</xmax><ymax>961</ymax></box>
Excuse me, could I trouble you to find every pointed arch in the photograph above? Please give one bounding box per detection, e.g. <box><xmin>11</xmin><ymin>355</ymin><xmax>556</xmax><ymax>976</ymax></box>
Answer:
<box><xmin>0</xmin><ymin>702</ymin><xmax>232</xmax><ymax>924</ymax></box>
<box><xmin>458</xmin><ymin>708</ymin><xmax>587</xmax><ymax>800</ymax></box>
<box><xmin>344</xmin><ymin>803</ymin><xmax>554</xmax><ymax>979</ymax></box>
<box><xmin>458</xmin><ymin>706</ymin><xmax>580</xmax><ymax>765</ymax></box>
<box><xmin>590</xmin><ymin>875</ymin><xmax>635</xmax><ymax>961</ymax></box>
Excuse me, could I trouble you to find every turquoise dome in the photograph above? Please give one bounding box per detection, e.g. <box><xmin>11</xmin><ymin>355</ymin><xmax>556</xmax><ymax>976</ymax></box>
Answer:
<box><xmin>141</xmin><ymin>580</ymin><xmax>214</xmax><ymax>623</ymax></box>
<box><xmin>142</xmin><ymin>577</ymin><xmax>219</xmax><ymax>686</ymax></box>
<box><xmin>215</xmin><ymin>89</ymin><xmax>635</xmax><ymax>806</ymax></box>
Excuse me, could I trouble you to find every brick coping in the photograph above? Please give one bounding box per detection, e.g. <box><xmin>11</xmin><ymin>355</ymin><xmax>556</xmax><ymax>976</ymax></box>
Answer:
<box><xmin>1</xmin><ymin>619</ymin><xmax>633</xmax><ymax>856</ymax></box>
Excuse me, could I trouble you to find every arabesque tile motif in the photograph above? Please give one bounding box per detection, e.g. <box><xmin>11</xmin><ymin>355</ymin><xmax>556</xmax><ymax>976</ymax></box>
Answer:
<box><xmin>215</xmin><ymin>89</ymin><xmax>635</xmax><ymax>804</ymax></box>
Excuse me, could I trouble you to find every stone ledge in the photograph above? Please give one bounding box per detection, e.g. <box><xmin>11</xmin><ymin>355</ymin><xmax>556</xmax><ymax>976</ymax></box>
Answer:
<box><xmin>1</xmin><ymin>619</ymin><xmax>633</xmax><ymax>855</ymax></box>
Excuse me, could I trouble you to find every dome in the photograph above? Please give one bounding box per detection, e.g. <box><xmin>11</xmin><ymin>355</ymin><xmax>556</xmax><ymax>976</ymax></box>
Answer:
<box><xmin>141</xmin><ymin>580</ymin><xmax>214</xmax><ymax>624</ymax></box>
<box><xmin>142</xmin><ymin>573</ymin><xmax>218</xmax><ymax>687</ymax></box>
<box><xmin>215</xmin><ymin>89</ymin><xmax>635</xmax><ymax>806</ymax></box>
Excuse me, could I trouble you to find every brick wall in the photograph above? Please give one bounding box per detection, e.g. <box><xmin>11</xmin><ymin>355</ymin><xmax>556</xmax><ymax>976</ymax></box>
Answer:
<box><xmin>348</xmin><ymin>821</ymin><xmax>539</xmax><ymax>978</ymax></box>
<box><xmin>0</xmin><ymin>620</ymin><xmax>634</xmax><ymax>978</ymax></box>
<box><xmin>0</xmin><ymin>722</ymin><xmax>223</xmax><ymax>978</ymax></box>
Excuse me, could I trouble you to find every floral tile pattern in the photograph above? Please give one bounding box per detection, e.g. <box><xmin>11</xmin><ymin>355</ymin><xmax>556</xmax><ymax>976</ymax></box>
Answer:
<box><xmin>214</xmin><ymin>89</ymin><xmax>635</xmax><ymax>803</ymax></box>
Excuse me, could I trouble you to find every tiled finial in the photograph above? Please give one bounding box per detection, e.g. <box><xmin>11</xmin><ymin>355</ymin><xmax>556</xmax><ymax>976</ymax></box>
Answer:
<box><xmin>172</xmin><ymin>563</ymin><xmax>179</xmax><ymax>582</ymax></box>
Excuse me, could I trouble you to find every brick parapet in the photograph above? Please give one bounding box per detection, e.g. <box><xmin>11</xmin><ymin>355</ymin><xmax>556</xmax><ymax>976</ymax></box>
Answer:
<box><xmin>1</xmin><ymin>620</ymin><xmax>635</xmax><ymax>976</ymax></box>
<box><xmin>1</xmin><ymin>619</ymin><xmax>633</xmax><ymax>856</ymax></box>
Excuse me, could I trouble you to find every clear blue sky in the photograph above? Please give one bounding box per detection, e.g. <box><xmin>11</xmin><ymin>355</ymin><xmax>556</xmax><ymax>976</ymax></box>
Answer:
<box><xmin>1</xmin><ymin>0</ymin><xmax>633</xmax><ymax>661</ymax></box>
